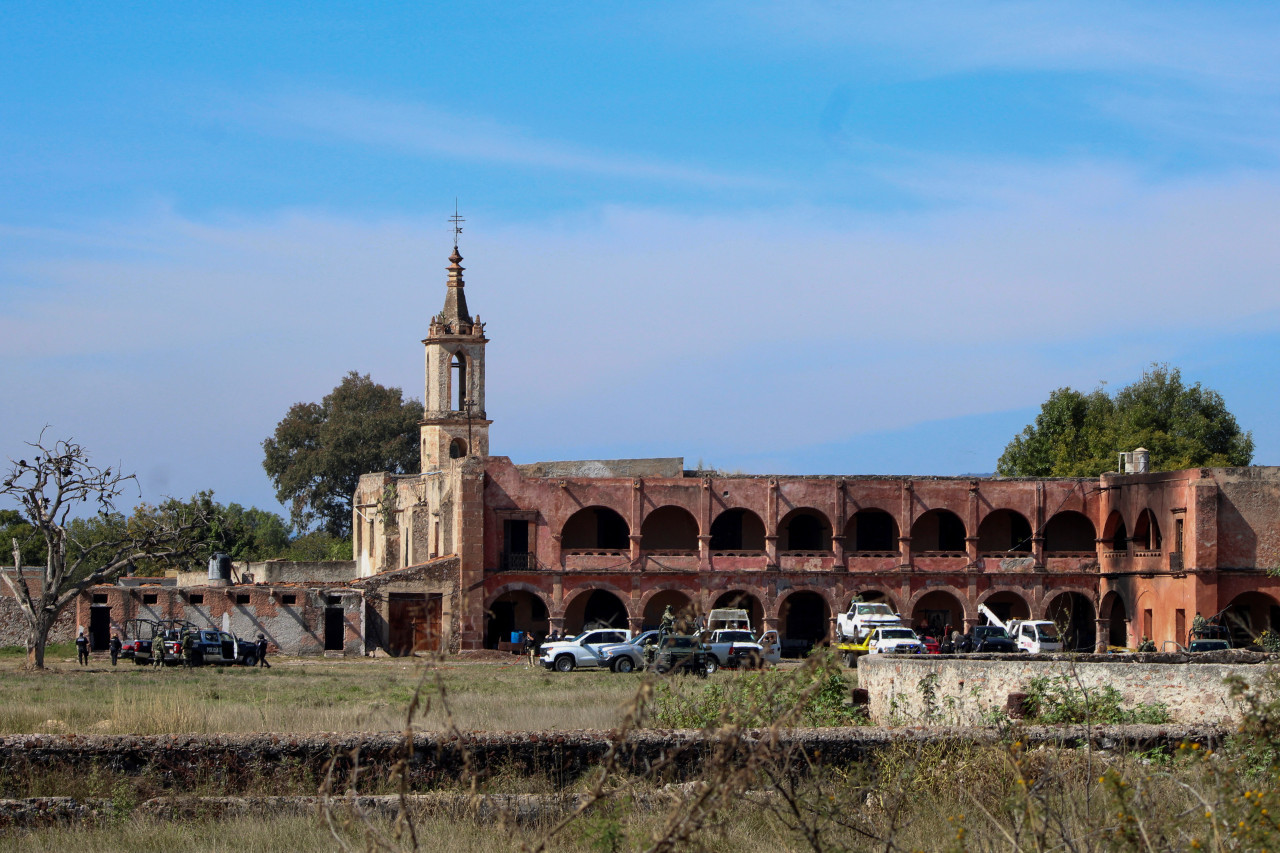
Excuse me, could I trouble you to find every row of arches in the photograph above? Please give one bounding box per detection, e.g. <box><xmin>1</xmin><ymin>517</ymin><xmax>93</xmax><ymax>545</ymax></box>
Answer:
<box><xmin>561</xmin><ymin>505</ymin><xmax>1099</xmax><ymax>554</ymax></box>
<box><xmin>484</xmin><ymin>584</ymin><xmax>1280</xmax><ymax>654</ymax></box>
<box><xmin>1101</xmin><ymin>509</ymin><xmax>1163</xmax><ymax>551</ymax></box>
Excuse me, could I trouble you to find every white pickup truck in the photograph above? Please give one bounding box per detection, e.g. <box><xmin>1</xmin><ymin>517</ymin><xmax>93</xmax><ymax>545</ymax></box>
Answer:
<box><xmin>704</xmin><ymin>629</ymin><xmax>781</xmax><ymax>670</ymax></box>
<box><xmin>540</xmin><ymin>628</ymin><xmax>632</xmax><ymax>672</ymax></box>
<box><xmin>978</xmin><ymin>604</ymin><xmax>1062</xmax><ymax>654</ymax></box>
<box><xmin>836</xmin><ymin>601</ymin><xmax>901</xmax><ymax>642</ymax></box>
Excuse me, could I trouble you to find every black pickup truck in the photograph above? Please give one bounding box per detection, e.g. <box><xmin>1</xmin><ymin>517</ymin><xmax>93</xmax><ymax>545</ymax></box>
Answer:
<box><xmin>645</xmin><ymin>635</ymin><xmax>714</xmax><ymax>676</ymax></box>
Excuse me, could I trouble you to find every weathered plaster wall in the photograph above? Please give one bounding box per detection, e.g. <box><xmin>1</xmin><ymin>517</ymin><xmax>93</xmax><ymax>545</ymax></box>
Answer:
<box><xmin>858</xmin><ymin>654</ymin><xmax>1272</xmax><ymax>725</ymax></box>
<box><xmin>1213</xmin><ymin>467</ymin><xmax>1280</xmax><ymax>570</ymax></box>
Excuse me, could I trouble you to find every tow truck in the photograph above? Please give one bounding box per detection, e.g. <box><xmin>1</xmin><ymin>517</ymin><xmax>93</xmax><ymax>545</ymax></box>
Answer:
<box><xmin>978</xmin><ymin>604</ymin><xmax>1062</xmax><ymax>654</ymax></box>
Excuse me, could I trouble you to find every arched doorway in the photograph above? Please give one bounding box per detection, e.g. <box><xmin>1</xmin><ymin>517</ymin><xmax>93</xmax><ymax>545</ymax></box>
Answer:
<box><xmin>1044</xmin><ymin>511</ymin><xmax>1097</xmax><ymax>552</ymax></box>
<box><xmin>1132</xmin><ymin>509</ymin><xmax>1161</xmax><ymax>551</ymax></box>
<box><xmin>562</xmin><ymin>589</ymin><xmax>629</xmax><ymax>634</ymax></box>
<box><xmin>977</xmin><ymin>510</ymin><xmax>1032</xmax><ymax>554</ymax></box>
<box><xmin>640</xmin><ymin>507</ymin><xmax>699</xmax><ymax>552</ymax></box>
<box><xmin>779</xmin><ymin>508</ymin><xmax>833</xmax><ymax>552</ymax></box>
<box><xmin>1101</xmin><ymin>591</ymin><xmax>1129</xmax><ymax>648</ymax></box>
<box><xmin>911</xmin><ymin>509</ymin><xmax>966</xmax><ymax>553</ymax></box>
<box><xmin>1223</xmin><ymin>591</ymin><xmax>1280</xmax><ymax>647</ymax></box>
<box><xmin>561</xmin><ymin>507</ymin><xmax>630</xmax><ymax>551</ymax></box>
<box><xmin>712</xmin><ymin>590</ymin><xmax>765</xmax><ymax>634</ymax></box>
<box><xmin>981</xmin><ymin>591</ymin><xmax>1030</xmax><ymax>624</ymax></box>
<box><xmin>1046</xmin><ymin>592</ymin><xmax>1097</xmax><ymax>652</ymax></box>
<box><xmin>709</xmin><ymin>508</ymin><xmax>766</xmax><ymax>551</ymax></box>
<box><xmin>911</xmin><ymin>590</ymin><xmax>965</xmax><ymax>638</ymax></box>
<box><xmin>484</xmin><ymin>589</ymin><xmax>549</xmax><ymax>648</ymax></box>
<box><xmin>643</xmin><ymin>589</ymin><xmax>697</xmax><ymax>632</ymax></box>
<box><xmin>779</xmin><ymin>591</ymin><xmax>830</xmax><ymax>656</ymax></box>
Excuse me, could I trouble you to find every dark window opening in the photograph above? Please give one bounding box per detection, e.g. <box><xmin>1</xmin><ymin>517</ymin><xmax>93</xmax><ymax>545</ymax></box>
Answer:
<box><xmin>188</xmin><ymin>594</ymin><xmax>204</xmax><ymax>604</ymax></box>
<box><xmin>92</xmin><ymin>594</ymin><xmax>108</xmax><ymax>604</ymax></box>
<box><xmin>282</xmin><ymin>594</ymin><xmax>296</xmax><ymax>605</ymax></box>
<box><xmin>451</xmin><ymin>352</ymin><xmax>467</xmax><ymax>411</ymax></box>
<box><xmin>852</xmin><ymin>510</ymin><xmax>897</xmax><ymax>551</ymax></box>
<box><xmin>781</xmin><ymin>509</ymin><xmax>832</xmax><ymax>551</ymax></box>
<box><xmin>449</xmin><ymin>438</ymin><xmax>466</xmax><ymax>459</ymax></box>
<box><xmin>236</xmin><ymin>594</ymin><xmax>250</xmax><ymax>605</ymax></box>
<box><xmin>709</xmin><ymin>509</ymin><xmax>766</xmax><ymax>550</ymax></box>
<box><xmin>561</xmin><ymin>507</ymin><xmax>630</xmax><ymax>551</ymax></box>
<box><xmin>938</xmin><ymin>512</ymin><xmax>966</xmax><ymax>552</ymax></box>
<box><xmin>142</xmin><ymin>593</ymin><xmax>158</xmax><ymax>605</ymax></box>
<box><xmin>324</xmin><ymin>607</ymin><xmax>345</xmax><ymax>651</ymax></box>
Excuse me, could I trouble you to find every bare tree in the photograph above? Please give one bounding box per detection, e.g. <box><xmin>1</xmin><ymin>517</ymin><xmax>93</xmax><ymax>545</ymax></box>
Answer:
<box><xmin>1</xmin><ymin>430</ymin><xmax>204</xmax><ymax>668</ymax></box>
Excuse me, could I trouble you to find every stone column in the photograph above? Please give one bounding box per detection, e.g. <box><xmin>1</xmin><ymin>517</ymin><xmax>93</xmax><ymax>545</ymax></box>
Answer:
<box><xmin>697</xmin><ymin>535</ymin><xmax>712</xmax><ymax>571</ymax></box>
<box><xmin>900</xmin><ymin>482</ymin><xmax>914</xmax><ymax>570</ymax></box>
<box><xmin>1031</xmin><ymin>481</ymin><xmax>1046</xmax><ymax>568</ymax></box>
<box><xmin>1094</xmin><ymin>618</ymin><xmax>1109</xmax><ymax>653</ymax></box>
<box><xmin>966</xmin><ymin>481</ymin><xmax>980</xmax><ymax>568</ymax></box>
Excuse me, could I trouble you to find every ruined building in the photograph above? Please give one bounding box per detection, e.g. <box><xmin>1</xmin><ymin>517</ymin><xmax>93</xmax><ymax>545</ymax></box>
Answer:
<box><xmin>72</xmin><ymin>242</ymin><xmax>1280</xmax><ymax>656</ymax></box>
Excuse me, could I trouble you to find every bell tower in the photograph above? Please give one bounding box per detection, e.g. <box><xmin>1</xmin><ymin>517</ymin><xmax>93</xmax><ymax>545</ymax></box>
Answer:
<box><xmin>420</xmin><ymin>225</ymin><xmax>490</xmax><ymax>471</ymax></box>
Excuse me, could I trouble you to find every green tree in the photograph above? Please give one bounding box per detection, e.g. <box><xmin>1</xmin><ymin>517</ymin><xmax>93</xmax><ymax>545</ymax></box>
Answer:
<box><xmin>262</xmin><ymin>372</ymin><xmax>423</xmax><ymax>537</ymax></box>
<box><xmin>998</xmin><ymin>365</ymin><xmax>1254</xmax><ymax>477</ymax></box>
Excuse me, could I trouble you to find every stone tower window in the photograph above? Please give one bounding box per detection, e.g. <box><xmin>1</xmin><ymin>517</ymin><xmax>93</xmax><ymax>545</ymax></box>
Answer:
<box><xmin>451</xmin><ymin>352</ymin><xmax>467</xmax><ymax>411</ymax></box>
<box><xmin>449</xmin><ymin>438</ymin><xmax>467</xmax><ymax>459</ymax></box>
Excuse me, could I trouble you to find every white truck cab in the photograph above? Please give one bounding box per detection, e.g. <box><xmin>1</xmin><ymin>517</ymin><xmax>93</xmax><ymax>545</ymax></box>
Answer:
<box><xmin>540</xmin><ymin>628</ymin><xmax>631</xmax><ymax>672</ymax></box>
<box><xmin>978</xmin><ymin>603</ymin><xmax>1062</xmax><ymax>654</ymax></box>
<box><xmin>836</xmin><ymin>601</ymin><xmax>901</xmax><ymax>642</ymax></box>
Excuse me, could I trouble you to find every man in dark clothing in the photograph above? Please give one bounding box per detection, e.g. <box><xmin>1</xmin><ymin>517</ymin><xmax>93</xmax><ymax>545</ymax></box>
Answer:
<box><xmin>181</xmin><ymin>631</ymin><xmax>196</xmax><ymax>668</ymax></box>
<box><xmin>75</xmin><ymin>632</ymin><xmax>89</xmax><ymax>666</ymax></box>
<box><xmin>109</xmin><ymin>634</ymin><xmax>122</xmax><ymax>666</ymax></box>
<box><xmin>256</xmin><ymin>634</ymin><xmax>270</xmax><ymax>668</ymax></box>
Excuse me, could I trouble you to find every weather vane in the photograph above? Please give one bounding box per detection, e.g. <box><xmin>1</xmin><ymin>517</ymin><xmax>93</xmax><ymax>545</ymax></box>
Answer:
<box><xmin>449</xmin><ymin>200</ymin><xmax>465</xmax><ymax>249</ymax></box>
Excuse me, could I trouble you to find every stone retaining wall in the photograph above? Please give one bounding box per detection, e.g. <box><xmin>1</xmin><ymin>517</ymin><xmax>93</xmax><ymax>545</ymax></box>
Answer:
<box><xmin>857</xmin><ymin>653</ymin><xmax>1276</xmax><ymax>725</ymax></box>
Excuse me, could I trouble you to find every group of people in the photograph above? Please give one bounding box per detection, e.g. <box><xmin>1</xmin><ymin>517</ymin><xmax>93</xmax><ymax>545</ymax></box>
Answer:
<box><xmin>74</xmin><ymin>629</ymin><xmax>272</xmax><ymax>668</ymax></box>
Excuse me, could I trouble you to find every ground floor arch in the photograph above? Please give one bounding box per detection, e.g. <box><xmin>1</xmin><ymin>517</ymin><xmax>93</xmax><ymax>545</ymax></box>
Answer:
<box><xmin>778</xmin><ymin>590</ymin><xmax>831</xmax><ymax>655</ymax></box>
<box><xmin>980</xmin><ymin>590</ymin><xmax>1030</xmax><ymax>624</ymax></box>
<box><xmin>1046</xmin><ymin>591</ymin><xmax>1096</xmax><ymax>651</ymax></box>
<box><xmin>1223</xmin><ymin>591</ymin><xmax>1280</xmax><ymax>646</ymax></box>
<box><xmin>562</xmin><ymin>589</ymin><xmax>629</xmax><ymax>634</ymax></box>
<box><xmin>712</xmin><ymin>590</ymin><xmax>765</xmax><ymax>634</ymax></box>
<box><xmin>1100</xmin><ymin>590</ymin><xmax>1129</xmax><ymax>648</ymax></box>
<box><xmin>911</xmin><ymin>590</ymin><xmax>965</xmax><ymax>638</ymax></box>
<box><xmin>643</xmin><ymin>588</ymin><xmax>697</xmax><ymax>632</ymax></box>
<box><xmin>484</xmin><ymin>588</ymin><xmax>549</xmax><ymax>648</ymax></box>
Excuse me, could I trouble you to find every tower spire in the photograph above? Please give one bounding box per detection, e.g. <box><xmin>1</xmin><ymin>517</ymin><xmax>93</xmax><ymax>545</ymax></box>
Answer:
<box><xmin>436</xmin><ymin>203</ymin><xmax>471</xmax><ymax>329</ymax></box>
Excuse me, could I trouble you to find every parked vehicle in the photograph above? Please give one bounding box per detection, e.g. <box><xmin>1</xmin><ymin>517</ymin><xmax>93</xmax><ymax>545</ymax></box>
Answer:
<box><xmin>969</xmin><ymin>624</ymin><xmax>1019</xmax><ymax>653</ymax></box>
<box><xmin>1188</xmin><ymin>638</ymin><xmax>1231</xmax><ymax>653</ymax></box>
<box><xmin>836</xmin><ymin>601</ymin><xmax>901</xmax><ymax>642</ymax></box>
<box><xmin>539</xmin><ymin>628</ymin><xmax>632</xmax><ymax>672</ymax></box>
<box><xmin>864</xmin><ymin>626</ymin><xmax>927</xmax><ymax>655</ymax></box>
<box><xmin>645</xmin><ymin>634</ymin><xmax>713</xmax><ymax>676</ymax></box>
<box><xmin>704</xmin><ymin>629</ymin><xmax>781</xmax><ymax>669</ymax></box>
<box><xmin>187</xmin><ymin>629</ymin><xmax>259</xmax><ymax>666</ymax></box>
<box><xmin>705</xmin><ymin>608</ymin><xmax>752</xmax><ymax>633</ymax></box>
<box><xmin>598</xmin><ymin>630</ymin><xmax>660</xmax><ymax>673</ymax></box>
<box><xmin>978</xmin><ymin>604</ymin><xmax>1062</xmax><ymax>654</ymax></box>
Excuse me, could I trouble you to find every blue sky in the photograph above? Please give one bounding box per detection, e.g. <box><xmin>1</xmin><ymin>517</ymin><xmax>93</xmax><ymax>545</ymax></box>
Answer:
<box><xmin>3</xmin><ymin>2</ymin><xmax>1279</xmax><ymax>518</ymax></box>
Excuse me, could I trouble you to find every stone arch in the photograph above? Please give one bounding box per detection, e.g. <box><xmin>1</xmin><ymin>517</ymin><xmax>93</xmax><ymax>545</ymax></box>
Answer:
<box><xmin>843</xmin><ymin>587</ymin><xmax>901</xmax><ymax>615</ymax></box>
<box><xmin>908</xmin><ymin>589</ymin><xmax>967</xmax><ymax>638</ymax></box>
<box><xmin>977</xmin><ymin>509</ymin><xmax>1032</xmax><ymax>553</ymax></box>
<box><xmin>640</xmin><ymin>506</ymin><xmax>699</xmax><ymax>552</ymax></box>
<box><xmin>776</xmin><ymin>588</ymin><xmax>834</xmax><ymax>654</ymax></box>
<box><xmin>1045</xmin><ymin>590</ymin><xmax>1097</xmax><ymax>652</ymax></box>
<box><xmin>910</xmin><ymin>509</ymin><xmax>966</xmax><ymax>552</ymax></box>
<box><xmin>561</xmin><ymin>587</ymin><xmax>630</xmax><ymax>634</ymax></box>
<box><xmin>712</xmin><ymin>590</ymin><xmax>765</xmax><ymax>634</ymax></box>
<box><xmin>978</xmin><ymin>589</ymin><xmax>1031</xmax><ymax>623</ymax></box>
<box><xmin>642</xmin><ymin>588</ymin><xmax>698</xmax><ymax>631</ymax></box>
<box><xmin>779</xmin><ymin>507</ymin><xmax>833</xmax><ymax>552</ymax></box>
<box><xmin>449</xmin><ymin>438</ymin><xmax>467</xmax><ymax>459</ymax></box>
<box><xmin>483</xmin><ymin>586</ymin><xmax>549</xmax><ymax>648</ymax></box>
<box><xmin>561</xmin><ymin>506</ymin><xmax>631</xmax><ymax>551</ymax></box>
<box><xmin>709</xmin><ymin>508</ymin><xmax>766</xmax><ymax>551</ymax></box>
<box><xmin>1100</xmin><ymin>590</ymin><xmax>1130</xmax><ymax>648</ymax></box>
<box><xmin>1132</xmin><ymin>509</ymin><xmax>1162</xmax><ymax>551</ymax></box>
<box><xmin>1223</xmin><ymin>591</ymin><xmax>1280</xmax><ymax>646</ymax></box>
<box><xmin>1044</xmin><ymin>511</ymin><xmax>1097</xmax><ymax>552</ymax></box>
<box><xmin>450</xmin><ymin>350</ymin><xmax>468</xmax><ymax>411</ymax></box>
<box><xmin>844</xmin><ymin>509</ymin><xmax>900</xmax><ymax>553</ymax></box>
<box><xmin>1101</xmin><ymin>511</ymin><xmax>1127</xmax><ymax>551</ymax></box>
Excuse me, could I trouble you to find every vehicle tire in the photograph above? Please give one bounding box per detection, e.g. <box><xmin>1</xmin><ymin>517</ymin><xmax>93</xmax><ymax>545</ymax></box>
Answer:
<box><xmin>133</xmin><ymin>658</ymin><xmax>148</xmax><ymax>666</ymax></box>
<box><xmin>842</xmin><ymin>652</ymin><xmax>857</xmax><ymax>668</ymax></box>
<box><xmin>704</xmin><ymin>657</ymin><xmax>719</xmax><ymax>676</ymax></box>
<box><xmin>242</xmin><ymin>653</ymin><xmax>257</xmax><ymax>667</ymax></box>
<box><xmin>612</xmin><ymin>656</ymin><xmax>635</xmax><ymax>673</ymax></box>
<box><xmin>554</xmin><ymin>655</ymin><xmax>576</xmax><ymax>673</ymax></box>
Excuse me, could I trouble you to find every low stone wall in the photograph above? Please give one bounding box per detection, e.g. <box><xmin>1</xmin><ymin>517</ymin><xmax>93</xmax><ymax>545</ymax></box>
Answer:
<box><xmin>0</xmin><ymin>596</ymin><xmax>74</xmax><ymax>648</ymax></box>
<box><xmin>857</xmin><ymin>653</ymin><xmax>1276</xmax><ymax>725</ymax></box>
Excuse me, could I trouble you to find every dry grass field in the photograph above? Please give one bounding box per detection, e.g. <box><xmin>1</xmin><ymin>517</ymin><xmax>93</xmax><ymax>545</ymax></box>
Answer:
<box><xmin>0</xmin><ymin>649</ymin><xmax>652</xmax><ymax>735</ymax></box>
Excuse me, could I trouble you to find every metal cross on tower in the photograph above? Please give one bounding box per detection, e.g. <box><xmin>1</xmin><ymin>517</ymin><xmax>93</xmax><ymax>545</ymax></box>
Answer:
<box><xmin>449</xmin><ymin>201</ymin><xmax>465</xmax><ymax>249</ymax></box>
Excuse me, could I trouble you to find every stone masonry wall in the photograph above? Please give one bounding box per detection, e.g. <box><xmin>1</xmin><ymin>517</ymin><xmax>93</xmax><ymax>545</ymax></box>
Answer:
<box><xmin>858</xmin><ymin>654</ymin><xmax>1274</xmax><ymax>726</ymax></box>
<box><xmin>0</xmin><ymin>596</ymin><xmax>75</xmax><ymax>647</ymax></box>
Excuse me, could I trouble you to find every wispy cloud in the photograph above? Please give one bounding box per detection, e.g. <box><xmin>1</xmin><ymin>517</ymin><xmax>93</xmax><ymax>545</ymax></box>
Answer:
<box><xmin>215</xmin><ymin>90</ymin><xmax>785</xmax><ymax>191</ymax></box>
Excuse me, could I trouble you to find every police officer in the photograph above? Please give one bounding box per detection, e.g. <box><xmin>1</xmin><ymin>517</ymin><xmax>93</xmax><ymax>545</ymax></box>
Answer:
<box><xmin>256</xmin><ymin>634</ymin><xmax>270</xmax><ymax>668</ymax></box>
<box><xmin>75</xmin><ymin>631</ymin><xmax>89</xmax><ymax>666</ymax></box>
<box><xmin>109</xmin><ymin>634</ymin><xmax>122</xmax><ymax>666</ymax></box>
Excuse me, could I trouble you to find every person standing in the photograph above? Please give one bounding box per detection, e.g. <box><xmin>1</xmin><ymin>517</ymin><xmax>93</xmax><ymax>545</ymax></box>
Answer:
<box><xmin>75</xmin><ymin>631</ymin><xmax>89</xmax><ymax>666</ymax></box>
<box><xmin>181</xmin><ymin>630</ymin><xmax>196</xmax><ymax>668</ymax></box>
<box><xmin>109</xmin><ymin>634</ymin><xmax>122</xmax><ymax>666</ymax></box>
<box><xmin>1191</xmin><ymin>611</ymin><xmax>1208</xmax><ymax>642</ymax></box>
<box><xmin>256</xmin><ymin>633</ymin><xmax>270</xmax><ymax>668</ymax></box>
<box><xmin>523</xmin><ymin>631</ymin><xmax>537</xmax><ymax>668</ymax></box>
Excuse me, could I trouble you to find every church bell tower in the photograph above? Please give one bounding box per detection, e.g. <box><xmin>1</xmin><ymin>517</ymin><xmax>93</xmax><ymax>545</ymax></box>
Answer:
<box><xmin>420</xmin><ymin>227</ymin><xmax>490</xmax><ymax>471</ymax></box>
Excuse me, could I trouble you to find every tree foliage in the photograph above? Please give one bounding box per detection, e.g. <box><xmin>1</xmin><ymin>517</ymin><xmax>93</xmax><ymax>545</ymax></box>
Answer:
<box><xmin>997</xmin><ymin>365</ymin><xmax>1254</xmax><ymax>477</ymax></box>
<box><xmin>262</xmin><ymin>372</ymin><xmax>423</xmax><ymax>537</ymax></box>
